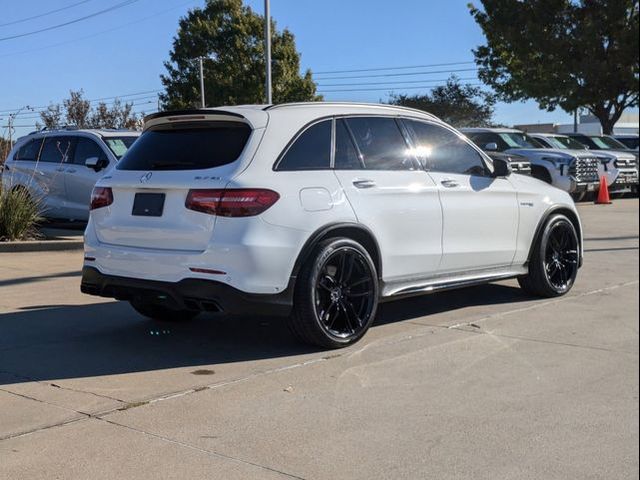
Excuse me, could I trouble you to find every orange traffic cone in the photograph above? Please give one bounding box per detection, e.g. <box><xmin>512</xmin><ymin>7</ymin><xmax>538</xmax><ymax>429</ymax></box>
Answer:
<box><xmin>595</xmin><ymin>176</ymin><xmax>611</xmax><ymax>204</ymax></box>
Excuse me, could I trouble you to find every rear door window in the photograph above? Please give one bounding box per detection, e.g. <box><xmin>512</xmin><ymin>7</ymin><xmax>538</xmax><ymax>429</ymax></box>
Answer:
<box><xmin>118</xmin><ymin>122</ymin><xmax>251</xmax><ymax>171</ymax></box>
<box><xmin>345</xmin><ymin>117</ymin><xmax>418</xmax><ymax>170</ymax></box>
<box><xmin>277</xmin><ymin>120</ymin><xmax>331</xmax><ymax>171</ymax></box>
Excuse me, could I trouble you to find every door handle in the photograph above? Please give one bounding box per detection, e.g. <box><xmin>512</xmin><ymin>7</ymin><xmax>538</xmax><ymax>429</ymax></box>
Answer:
<box><xmin>440</xmin><ymin>179</ymin><xmax>460</xmax><ymax>188</ymax></box>
<box><xmin>352</xmin><ymin>179</ymin><xmax>376</xmax><ymax>189</ymax></box>
<box><xmin>66</xmin><ymin>168</ymin><xmax>77</xmax><ymax>173</ymax></box>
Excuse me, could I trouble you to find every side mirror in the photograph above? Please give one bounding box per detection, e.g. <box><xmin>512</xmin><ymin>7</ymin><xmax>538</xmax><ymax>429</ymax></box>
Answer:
<box><xmin>484</xmin><ymin>142</ymin><xmax>499</xmax><ymax>151</ymax></box>
<box><xmin>85</xmin><ymin>156</ymin><xmax>108</xmax><ymax>172</ymax></box>
<box><xmin>492</xmin><ymin>157</ymin><xmax>512</xmax><ymax>177</ymax></box>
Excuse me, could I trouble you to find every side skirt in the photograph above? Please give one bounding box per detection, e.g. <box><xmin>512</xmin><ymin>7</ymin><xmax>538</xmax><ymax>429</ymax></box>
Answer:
<box><xmin>380</xmin><ymin>266</ymin><xmax>528</xmax><ymax>302</ymax></box>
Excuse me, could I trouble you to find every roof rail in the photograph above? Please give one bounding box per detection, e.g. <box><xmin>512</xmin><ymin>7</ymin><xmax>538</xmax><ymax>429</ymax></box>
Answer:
<box><xmin>264</xmin><ymin>101</ymin><xmax>441</xmax><ymax>121</ymax></box>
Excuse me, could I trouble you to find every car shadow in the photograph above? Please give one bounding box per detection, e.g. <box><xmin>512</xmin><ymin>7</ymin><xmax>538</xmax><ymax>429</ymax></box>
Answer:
<box><xmin>0</xmin><ymin>283</ymin><xmax>531</xmax><ymax>385</ymax></box>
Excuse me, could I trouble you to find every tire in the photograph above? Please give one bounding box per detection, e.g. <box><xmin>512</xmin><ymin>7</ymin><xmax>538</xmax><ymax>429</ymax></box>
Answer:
<box><xmin>129</xmin><ymin>299</ymin><xmax>198</xmax><ymax>322</ymax></box>
<box><xmin>570</xmin><ymin>192</ymin><xmax>586</xmax><ymax>202</ymax></box>
<box><xmin>518</xmin><ymin>214</ymin><xmax>579</xmax><ymax>298</ymax></box>
<box><xmin>531</xmin><ymin>166</ymin><xmax>552</xmax><ymax>184</ymax></box>
<box><xmin>288</xmin><ymin>238</ymin><xmax>379</xmax><ymax>349</ymax></box>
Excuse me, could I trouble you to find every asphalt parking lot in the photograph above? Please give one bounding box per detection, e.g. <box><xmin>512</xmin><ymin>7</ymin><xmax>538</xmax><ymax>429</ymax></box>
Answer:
<box><xmin>0</xmin><ymin>199</ymin><xmax>638</xmax><ymax>480</ymax></box>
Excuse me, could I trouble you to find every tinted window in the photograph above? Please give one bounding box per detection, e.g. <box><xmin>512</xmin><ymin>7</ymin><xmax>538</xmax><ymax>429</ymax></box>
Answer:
<box><xmin>103</xmin><ymin>136</ymin><xmax>137</xmax><ymax>159</ymax></box>
<box><xmin>73</xmin><ymin>137</ymin><xmax>107</xmax><ymax>165</ymax></box>
<box><xmin>407</xmin><ymin>121</ymin><xmax>488</xmax><ymax>176</ymax></box>
<box><xmin>616</xmin><ymin>137</ymin><xmax>639</xmax><ymax>149</ymax></box>
<box><xmin>334</xmin><ymin>119</ymin><xmax>362</xmax><ymax>169</ymax></box>
<box><xmin>345</xmin><ymin>117</ymin><xmax>416</xmax><ymax>170</ymax></box>
<box><xmin>277</xmin><ymin>120</ymin><xmax>331</xmax><ymax>171</ymax></box>
<box><xmin>468</xmin><ymin>132</ymin><xmax>507</xmax><ymax>151</ymax></box>
<box><xmin>39</xmin><ymin>137</ymin><xmax>74</xmax><ymax>164</ymax></box>
<box><xmin>14</xmin><ymin>139</ymin><xmax>42</xmax><ymax>161</ymax></box>
<box><xmin>118</xmin><ymin>122</ymin><xmax>251</xmax><ymax>171</ymax></box>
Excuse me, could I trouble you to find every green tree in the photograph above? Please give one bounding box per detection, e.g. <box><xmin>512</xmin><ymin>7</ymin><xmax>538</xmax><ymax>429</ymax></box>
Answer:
<box><xmin>388</xmin><ymin>76</ymin><xmax>496</xmax><ymax>127</ymax></box>
<box><xmin>160</xmin><ymin>0</ymin><xmax>320</xmax><ymax>109</ymax></box>
<box><xmin>469</xmin><ymin>0</ymin><xmax>639</xmax><ymax>134</ymax></box>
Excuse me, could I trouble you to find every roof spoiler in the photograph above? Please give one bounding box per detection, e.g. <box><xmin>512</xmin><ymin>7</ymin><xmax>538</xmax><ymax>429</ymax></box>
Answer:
<box><xmin>143</xmin><ymin>109</ymin><xmax>248</xmax><ymax>131</ymax></box>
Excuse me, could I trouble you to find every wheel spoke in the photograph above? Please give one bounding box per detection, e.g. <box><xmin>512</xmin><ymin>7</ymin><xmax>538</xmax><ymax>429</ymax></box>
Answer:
<box><xmin>343</xmin><ymin>300</ymin><xmax>363</xmax><ymax>328</ymax></box>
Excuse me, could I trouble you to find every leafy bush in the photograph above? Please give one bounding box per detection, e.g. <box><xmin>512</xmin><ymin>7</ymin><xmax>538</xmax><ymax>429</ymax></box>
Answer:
<box><xmin>0</xmin><ymin>186</ymin><xmax>43</xmax><ymax>241</ymax></box>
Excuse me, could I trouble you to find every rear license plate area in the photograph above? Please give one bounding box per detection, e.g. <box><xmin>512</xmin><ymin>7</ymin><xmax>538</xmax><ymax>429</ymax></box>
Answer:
<box><xmin>132</xmin><ymin>193</ymin><xmax>165</xmax><ymax>217</ymax></box>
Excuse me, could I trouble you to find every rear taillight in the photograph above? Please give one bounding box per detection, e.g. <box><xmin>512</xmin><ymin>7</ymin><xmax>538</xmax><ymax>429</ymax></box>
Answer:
<box><xmin>185</xmin><ymin>189</ymin><xmax>279</xmax><ymax>217</ymax></box>
<box><xmin>90</xmin><ymin>187</ymin><xmax>113</xmax><ymax>210</ymax></box>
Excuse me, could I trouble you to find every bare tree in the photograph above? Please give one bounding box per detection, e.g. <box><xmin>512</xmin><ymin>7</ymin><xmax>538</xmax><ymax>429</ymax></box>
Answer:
<box><xmin>63</xmin><ymin>90</ymin><xmax>91</xmax><ymax>128</ymax></box>
<box><xmin>39</xmin><ymin>104</ymin><xmax>63</xmax><ymax>129</ymax></box>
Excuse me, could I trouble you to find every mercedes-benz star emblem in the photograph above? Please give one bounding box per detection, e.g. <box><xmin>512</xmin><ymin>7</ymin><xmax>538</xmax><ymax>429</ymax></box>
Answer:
<box><xmin>140</xmin><ymin>172</ymin><xmax>153</xmax><ymax>184</ymax></box>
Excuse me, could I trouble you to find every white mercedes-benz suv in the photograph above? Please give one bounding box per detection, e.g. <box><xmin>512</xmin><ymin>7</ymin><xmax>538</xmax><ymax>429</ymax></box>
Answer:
<box><xmin>81</xmin><ymin>103</ymin><xmax>583</xmax><ymax>348</ymax></box>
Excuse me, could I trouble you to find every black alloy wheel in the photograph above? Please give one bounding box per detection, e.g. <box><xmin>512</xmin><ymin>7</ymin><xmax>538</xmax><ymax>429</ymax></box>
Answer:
<box><xmin>543</xmin><ymin>220</ymin><xmax>579</xmax><ymax>292</ymax></box>
<box><xmin>518</xmin><ymin>214</ymin><xmax>580</xmax><ymax>297</ymax></box>
<box><xmin>313</xmin><ymin>246</ymin><xmax>377</xmax><ymax>339</ymax></box>
<box><xmin>289</xmin><ymin>238</ymin><xmax>379</xmax><ymax>348</ymax></box>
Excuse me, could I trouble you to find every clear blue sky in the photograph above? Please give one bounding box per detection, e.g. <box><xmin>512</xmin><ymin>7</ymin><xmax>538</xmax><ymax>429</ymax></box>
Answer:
<box><xmin>0</xmin><ymin>0</ymin><xmax>574</xmax><ymax>138</ymax></box>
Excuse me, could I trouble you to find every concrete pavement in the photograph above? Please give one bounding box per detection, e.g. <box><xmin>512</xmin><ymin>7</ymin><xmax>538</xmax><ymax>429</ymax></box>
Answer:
<box><xmin>0</xmin><ymin>199</ymin><xmax>638</xmax><ymax>479</ymax></box>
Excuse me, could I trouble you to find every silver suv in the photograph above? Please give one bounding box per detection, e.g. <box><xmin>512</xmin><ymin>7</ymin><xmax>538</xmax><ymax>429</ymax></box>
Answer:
<box><xmin>2</xmin><ymin>128</ymin><xmax>139</xmax><ymax>221</ymax></box>
<box><xmin>461</xmin><ymin>128</ymin><xmax>609</xmax><ymax>200</ymax></box>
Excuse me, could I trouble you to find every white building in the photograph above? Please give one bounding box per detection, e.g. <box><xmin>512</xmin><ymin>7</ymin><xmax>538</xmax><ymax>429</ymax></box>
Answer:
<box><xmin>516</xmin><ymin>110</ymin><xmax>639</xmax><ymax>135</ymax></box>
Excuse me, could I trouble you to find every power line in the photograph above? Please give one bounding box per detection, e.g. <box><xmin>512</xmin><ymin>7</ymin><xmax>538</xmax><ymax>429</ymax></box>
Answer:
<box><xmin>0</xmin><ymin>0</ymin><xmax>95</xmax><ymax>28</ymax></box>
<box><xmin>0</xmin><ymin>0</ymin><xmax>197</xmax><ymax>58</ymax></box>
<box><xmin>314</xmin><ymin>61</ymin><xmax>476</xmax><ymax>75</ymax></box>
<box><xmin>0</xmin><ymin>90</ymin><xmax>161</xmax><ymax>114</ymax></box>
<box><xmin>317</xmin><ymin>76</ymin><xmax>478</xmax><ymax>87</ymax></box>
<box><xmin>0</xmin><ymin>0</ymin><xmax>142</xmax><ymax>42</ymax></box>
<box><xmin>314</xmin><ymin>67</ymin><xmax>478</xmax><ymax>81</ymax></box>
<box><xmin>319</xmin><ymin>83</ymin><xmax>484</xmax><ymax>93</ymax></box>
<box><xmin>13</xmin><ymin>97</ymin><xmax>159</xmax><ymax>120</ymax></box>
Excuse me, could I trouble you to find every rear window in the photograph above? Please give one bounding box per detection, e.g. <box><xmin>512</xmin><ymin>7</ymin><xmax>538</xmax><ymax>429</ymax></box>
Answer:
<box><xmin>117</xmin><ymin>122</ymin><xmax>251</xmax><ymax>171</ymax></box>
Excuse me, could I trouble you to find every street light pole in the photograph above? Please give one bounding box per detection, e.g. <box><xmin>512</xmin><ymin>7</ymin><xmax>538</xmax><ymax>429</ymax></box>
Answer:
<box><xmin>264</xmin><ymin>0</ymin><xmax>272</xmax><ymax>104</ymax></box>
<box><xmin>199</xmin><ymin>56</ymin><xmax>206</xmax><ymax>108</ymax></box>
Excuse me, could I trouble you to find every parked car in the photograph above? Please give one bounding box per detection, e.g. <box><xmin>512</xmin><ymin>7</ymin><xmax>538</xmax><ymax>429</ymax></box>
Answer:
<box><xmin>530</xmin><ymin>133</ymin><xmax>638</xmax><ymax>196</ymax></box>
<box><xmin>81</xmin><ymin>103</ymin><xmax>583</xmax><ymax>349</ymax></box>
<box><xmin>461</xmin><ymin>127</ymin><xmax>604</xmax><ymax>200</ymax></box>
<box><xmin>2</xmin><ymin>128</ymin><xmax>140</xmax><ymax>221</ymax></box>
<box><xmin>611</xmin><ymin>134</ymin><xmax>639</xmax><ymax>151</ymax></box>
<box><xmin>484</xmin><ymin>151</ymin><xmax>532</xmax><ymax>175</ymax></box>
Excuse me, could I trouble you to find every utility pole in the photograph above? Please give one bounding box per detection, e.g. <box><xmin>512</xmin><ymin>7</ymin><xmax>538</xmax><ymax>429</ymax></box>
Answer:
<box><xmin>264</xmin><ymin>0</ymin><xmax>272</xmax><ymax>104</ymax></box>
<box><xmin>199</xmin><ymin>57</ymin><xmax>206</xmax><ymax>108</ymax></box>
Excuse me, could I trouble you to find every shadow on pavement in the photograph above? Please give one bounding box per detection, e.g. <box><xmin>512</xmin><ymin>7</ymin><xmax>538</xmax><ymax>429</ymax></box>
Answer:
<box><xmin>0</xmin><ymin>283</ymin><xmax>529</xmax><ymax>385</ymax></box>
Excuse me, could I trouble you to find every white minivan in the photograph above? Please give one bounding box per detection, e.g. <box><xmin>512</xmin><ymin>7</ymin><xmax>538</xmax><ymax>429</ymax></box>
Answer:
<box><xmin>2</xmin><ymin>128</ymin><xmax>140</xmax><ymax>221</ymax></box>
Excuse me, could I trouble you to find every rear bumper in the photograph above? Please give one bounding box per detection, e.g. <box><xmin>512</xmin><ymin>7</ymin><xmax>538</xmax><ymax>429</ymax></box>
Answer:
<box><xmin>81</xmin><ymin>267</ymin><xmax>293</xmax><ymax>316</ymax></box>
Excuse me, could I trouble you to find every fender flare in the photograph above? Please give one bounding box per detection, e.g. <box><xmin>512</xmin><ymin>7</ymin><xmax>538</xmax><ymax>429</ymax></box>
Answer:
<box><xmin>526</xmin><ymin>205</ymin><xmax>584</xmax><ymax>268</ymax></box>
<box><xmin>290</xmin><ymin>222</ymin><xmax>383</xmax><ymax>280</ymax></box>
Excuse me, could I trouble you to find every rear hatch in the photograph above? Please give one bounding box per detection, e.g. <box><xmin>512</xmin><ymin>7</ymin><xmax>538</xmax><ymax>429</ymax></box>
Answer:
<box><xmin>92</xmin><ymin>111</ymin><xmax>259</xmax><ymax>251</ymax></box>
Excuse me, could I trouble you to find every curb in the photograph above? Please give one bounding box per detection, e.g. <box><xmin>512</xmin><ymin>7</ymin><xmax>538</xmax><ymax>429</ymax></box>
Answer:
<box><xmin>0</xmin><ymin>239</ymin><xmax>84</xmax><ymax>253</ymax></box>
